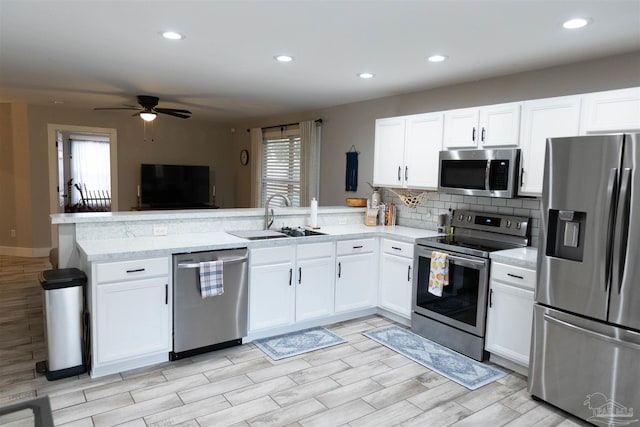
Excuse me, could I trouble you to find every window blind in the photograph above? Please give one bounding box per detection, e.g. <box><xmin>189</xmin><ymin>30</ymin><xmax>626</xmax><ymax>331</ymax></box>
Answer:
<box><xmin>261</xmin><ymin>135</ymin><xmax>301</xmax><ymax>207</ymax></box>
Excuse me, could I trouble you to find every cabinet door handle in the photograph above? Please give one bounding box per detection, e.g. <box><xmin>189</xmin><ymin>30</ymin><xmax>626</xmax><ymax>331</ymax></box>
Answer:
<box><xmin>407</xmin><ymin>265</ymin><xmax>411</xmax><ymax>282</ymax></box>
<box><xmin>405</xmin><ymin>166</ymin><xmax>408</xmax><ymax>181</ymax></box>
<box><xmin>507</xmin><ymin>273</ymin><xmax>524</xmax><ymax>280</ymax></box>
<box><xmin>481</xmin><ymin>127</ymin><xmax>486</xmax><ymax>142</ymax></box>
<box><xmin>126</xmin><ymin>268</ymin><xmax>145</xmax><ymax>273</ymax></box>
<box><xmin>289</xmin><ymin>268</ymin><xmax>292</xmax><ymax>286</ymax></box>
<box><xmin>489</xmin><ymin>288</ymin><xmax>494</xmax><ymax>308</ymax></box>
<box><xmin>521</xmin><ymin>167</ymin><xmax>525</xmax><ymax>187</ymax></box>
<box><xmin>353</xmin><ymin>245</ymin><xmax>363</xmax><ymax>249</ymax></box>
<box><xmin>165</xmin><ymin>284</ymin><xmax>168</xmax><ymax>305</ymax></box>
<box><xmin>397</xmin><ymin>166</ymin><xmax>401</xmax><ymax>182</ymax></box>
<box><xmin>338</xmin><ymin>262</ymin><xmax>342</xmax><ymax>278</ymax></box>
<box><xmin>298</xmin><ymin>267</ymin><xmax>302</xmax><ymax>284</ymax></box>
<box><xmin>472</xmin><ymin>127</ymin><xmax>476</xmax><ymax>142</ymax></box>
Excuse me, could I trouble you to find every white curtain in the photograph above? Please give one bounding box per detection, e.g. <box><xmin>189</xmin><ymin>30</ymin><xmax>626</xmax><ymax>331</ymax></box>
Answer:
<box><xmin>299</xmin><ymin>120</ymin><xmax>321</xmax><ymax>206</ymax></box>
<box><xmin>250</xmin><ymin>128</ymin><xmax>263</xmax><ymax>207</ymax></box>
<box><xmin>70</xmin><ymin>139</ymin><xmax>111</xmax><ymax>205</ymax></box>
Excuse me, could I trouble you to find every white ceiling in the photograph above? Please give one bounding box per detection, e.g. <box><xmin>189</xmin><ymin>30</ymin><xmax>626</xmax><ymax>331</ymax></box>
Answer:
<box><xmin>1</xmin><ymin>0</ymin><xmax>639</xmax><ymax>122</ymax></box>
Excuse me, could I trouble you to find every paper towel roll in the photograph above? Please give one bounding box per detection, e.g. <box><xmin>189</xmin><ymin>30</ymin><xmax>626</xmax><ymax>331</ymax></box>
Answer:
<box><xmin>310</xmin><ymin>198</ymin><xmax>318</xmax><ymax>228</ymax></box>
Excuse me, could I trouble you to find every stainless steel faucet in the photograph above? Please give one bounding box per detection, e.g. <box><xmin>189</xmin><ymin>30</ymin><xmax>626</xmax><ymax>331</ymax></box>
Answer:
<box><xmin>264</xmin><ymin>194</ymin><xmax>291</xmax><ymax>230</ymax></box>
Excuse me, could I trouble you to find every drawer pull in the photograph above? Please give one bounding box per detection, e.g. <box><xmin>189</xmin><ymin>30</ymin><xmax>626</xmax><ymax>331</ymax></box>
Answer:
<box><xmin>126</xmin><ymin>268</ymin><xmax>146</xmax><ymax>273</ymax></box>
<box><xmin>391</xmin><ymin>246</ymin><xmax>402</xmax><ymax>251</ymax></box>
<box><xmin>507</xmin><ymin>273</ymin><xmax>524</xmax><ymax>280</ymax></box>
<box><xmin>353</xmin><ymin>245</ymin><xmax>364</xmax><ymax>249</ymax></box>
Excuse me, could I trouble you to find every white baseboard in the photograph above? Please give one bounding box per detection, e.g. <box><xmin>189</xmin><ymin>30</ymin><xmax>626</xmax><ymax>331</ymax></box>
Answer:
<box><xmin>0</xmin><ymin>246</ymin><xmax>52</xmax><ymax>258</ymax></box>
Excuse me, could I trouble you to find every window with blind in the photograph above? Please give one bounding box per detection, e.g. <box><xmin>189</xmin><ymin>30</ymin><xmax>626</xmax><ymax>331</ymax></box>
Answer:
<box><xmin>261</xmin><ymin>130</ymin><xmax>301</xmax><ymax>207</ymax></box>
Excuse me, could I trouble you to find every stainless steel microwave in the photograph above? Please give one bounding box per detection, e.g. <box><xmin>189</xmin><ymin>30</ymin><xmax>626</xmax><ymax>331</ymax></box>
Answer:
<box><xmin>438</xmin><ymin>148</ymin><xmax>521</xmax><ymax>198</ymax></box>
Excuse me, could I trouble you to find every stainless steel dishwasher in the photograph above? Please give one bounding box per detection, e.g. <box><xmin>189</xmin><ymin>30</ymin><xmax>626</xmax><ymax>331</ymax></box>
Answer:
<box><xmin>171</xmin><ymin>248</ymin><xmax>248</xmax><ymax>360</ymax></box>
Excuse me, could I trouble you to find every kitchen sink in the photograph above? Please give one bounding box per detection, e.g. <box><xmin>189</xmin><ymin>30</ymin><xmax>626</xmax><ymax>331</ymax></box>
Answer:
<box><xmin>226</xmin><ymin>230</ymin><xmax>290</xmax><ymax>240</ymax></box>
<box><xmin>226</xmin><ymin>227</ymin><xmax>326</xmax><ymax>241</ymax></box>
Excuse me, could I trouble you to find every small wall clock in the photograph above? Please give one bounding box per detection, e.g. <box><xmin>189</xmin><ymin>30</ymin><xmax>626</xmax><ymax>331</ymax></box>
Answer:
<box><xmin>240</xmin><ymin>149</ymin><xmax>249</xmax><ymax>166</ymax></box>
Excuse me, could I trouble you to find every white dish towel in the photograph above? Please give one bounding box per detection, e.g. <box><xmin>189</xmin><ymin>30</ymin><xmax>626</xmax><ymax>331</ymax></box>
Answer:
<box><xmin>428</xmin><ymin>251</ymin><xmax>449</xmax><ymax>297</ymax></box>
<box><xmin>199</xmin><ymin>260</ymin><xmax>224</xmax><ymax>298</ymax></box>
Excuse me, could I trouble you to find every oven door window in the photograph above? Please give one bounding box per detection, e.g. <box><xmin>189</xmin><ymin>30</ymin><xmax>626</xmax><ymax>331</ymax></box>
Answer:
<box><xmin>416</xmin><ymin>254</ymin><xmax>481</xmax><ymax>327</ymax></box>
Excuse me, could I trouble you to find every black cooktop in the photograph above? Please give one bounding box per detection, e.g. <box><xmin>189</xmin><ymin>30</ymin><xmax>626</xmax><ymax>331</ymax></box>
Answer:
<box><xmin>417</xmin><ymin>235</ymin><xmax>520</xmax><ymax>258</ymax></box>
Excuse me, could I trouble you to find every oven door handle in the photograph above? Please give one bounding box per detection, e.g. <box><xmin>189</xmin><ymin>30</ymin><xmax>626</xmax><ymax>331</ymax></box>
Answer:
<box><xmin>446</xmin><ymin>254</ymin><xmax>487</xmax><ymax>269</ymax></box>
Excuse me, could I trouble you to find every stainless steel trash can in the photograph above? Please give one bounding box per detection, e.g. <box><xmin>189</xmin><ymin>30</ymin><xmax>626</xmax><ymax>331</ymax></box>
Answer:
<box><xmin>38</xmin><ymin>268</ymin><xmax>87</xmax><ymax>380</ymax></box>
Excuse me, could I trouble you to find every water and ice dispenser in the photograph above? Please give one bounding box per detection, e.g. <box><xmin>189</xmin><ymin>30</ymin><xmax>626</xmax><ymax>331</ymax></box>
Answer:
<box><xmin>545</xmin><ymin>210</ymin><xmax>586</xmax><ymax>262</ymax></box>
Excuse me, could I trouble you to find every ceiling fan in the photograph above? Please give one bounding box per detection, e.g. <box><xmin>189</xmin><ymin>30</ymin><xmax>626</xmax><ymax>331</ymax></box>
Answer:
<box><xmin>94</xmin><ymin>95</ymin><xmax>192</xmax><ymax>121</ymax></box>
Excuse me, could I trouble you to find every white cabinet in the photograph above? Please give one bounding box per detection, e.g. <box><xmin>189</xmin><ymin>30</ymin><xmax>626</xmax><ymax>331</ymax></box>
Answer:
<box><xmin>519</xmin><ymin>95</ymin><xmax>582</xmax><ymax>196</ymax></box>
<box><xmin>580</xmin><ymin>87</ymin><xmax>640</xmax><ymax>134</ymax></box>
<box><xmin>249</xmin><ymin>246</ymin><xmax>295</xmax><ymax>332</ymax></box>
<box><xmin>444</xmin><ymin>102</ymin><xmax>521</xmax><ymax>149</ymax></box>
<box><xmin>485</xmin><ymin>262</ymin><xmax>536</xmax><ymax>370</ymax></box>
<box><xmin>379</xmin><ymin>239</ymin><xmax>413</xmax><ymax>318</ymax></box>
<box><xmin>91</xmin><ymin>256</ymin><xmax>170</xmax><ymax>376</ymax></box>
<box><xmin>249</xmin><ymin>242</ymin><xmax>334</xmax><ymax>332</ymax></box>
<box><xmin>295</xmin><ymin>242</ymin><xmax>335</xmax><ymax>322</ymax></box>
<box><xmin>373</xmin><ymin>113</ymin><xmax>443</xmax><ymax>189</ymax></box>
<box><xmin>335</xmin><ymin>239</ymin><xmax>378</xmax><ymax>313</ymax></box>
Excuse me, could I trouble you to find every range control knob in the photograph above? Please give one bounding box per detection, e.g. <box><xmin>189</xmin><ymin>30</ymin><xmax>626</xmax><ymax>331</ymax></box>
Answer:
<box><xmin>458</xmin><ymin>214</ymin><xmax>464</xmax><ymax>222</ymax></box>
<box><xmin>516</xmin><ymin>222</ymin><xmax>522</xmax><ymax>229</ymax></box>
<box><xmin>505</xmin><ymin>220</ymin><xmax>512</xmax><ymax>228</ymax></box>
<box><xmin>467</xmin><ymin>215</ymin><xmax>472</xmax><ymax>222</ymax></box>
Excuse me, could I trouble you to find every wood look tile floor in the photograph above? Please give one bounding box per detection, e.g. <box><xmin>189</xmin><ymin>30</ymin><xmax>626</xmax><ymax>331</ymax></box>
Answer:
<box><xmin>0</xmin><ymin>255</ymin><xmax>590</xmax><ymax>426</ymax></box>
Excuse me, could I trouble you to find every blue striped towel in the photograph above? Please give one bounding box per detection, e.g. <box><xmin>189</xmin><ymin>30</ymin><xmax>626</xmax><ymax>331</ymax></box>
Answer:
<box><xmin>199</xmin><ymin>260</ymin><xmax>224</xmax><ymax>298</ymax></box>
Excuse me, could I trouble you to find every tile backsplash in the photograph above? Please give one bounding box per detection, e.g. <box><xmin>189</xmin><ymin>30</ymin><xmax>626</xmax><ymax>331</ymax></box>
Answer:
<box><xmin>383</xmin><ymin>189</ymin><xmax>541</xmax><ymax>247</ymax></box>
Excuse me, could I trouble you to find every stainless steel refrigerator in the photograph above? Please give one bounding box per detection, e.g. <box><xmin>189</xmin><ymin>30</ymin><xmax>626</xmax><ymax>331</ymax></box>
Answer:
<box><xmin>529</xmin><ymin>134</ymin><xmax>640</xmax><ymax>425</ymax></box>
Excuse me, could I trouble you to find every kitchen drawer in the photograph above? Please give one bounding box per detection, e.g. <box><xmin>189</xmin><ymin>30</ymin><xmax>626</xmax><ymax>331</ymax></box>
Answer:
<box><xmin>382</xmin><ymin>239</ymin><xmax>414</xmax><ymax>258</ymax></box>
<box><xmin>297</xmin><ymin>241</ymin><xmax>333</xmax><ymax>260</ymax></box>
<box><xmin>96</xmin><ymin>257</ymin><xmax>169</xmax><ymax>283</ymax></box>
<box><xmin>250</xmin><ymin>245</ymin><xmax>295</xmax><ymax>266</ymax></box>
<box><xmin>336</xmin><ymin>238</ymin><xmax>375</xmax><ymax>256</ymax></box>
<box><xmin>491</xmin><ymin>262</ymin><xmax>536</xmax><ymax>290</ymax></box>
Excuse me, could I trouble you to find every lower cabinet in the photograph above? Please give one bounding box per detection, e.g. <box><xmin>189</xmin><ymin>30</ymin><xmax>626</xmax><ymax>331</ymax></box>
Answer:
<box><xmin>249</xmin><ymin>242</ymin><xmax>334</xmax><ymax>333</ymax></box>
<box><xmin>335</xmin><ymin>239</ymin><xmax>378</xmax><ymax>313</ymax></box>
<box><xmin>379</xmin><ymin>239</ymin><xmax>414</xmax><ymax>318</ymax></box>
<box><xmin>485</xmin><ymin>261</ymin><xmax>536</xmax><ymax>369</ymax></box>
<box><xmin>91</xmin><ymin>256</ymin><xmax>171</xmax><ymax>376</ymax></box>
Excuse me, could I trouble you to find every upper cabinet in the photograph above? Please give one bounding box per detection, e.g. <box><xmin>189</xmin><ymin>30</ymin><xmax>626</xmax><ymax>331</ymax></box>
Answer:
<box><xmin>580</xmin><ymin>87</ymin><xmax>640</xmax><ymax>134</ymax></box>
<box><xmin>373</xmin><ymin>112</ymin><xmax>443</xmax><ymax>189</ymax></box>
<box><xmin>519</xmin><ymin>95</ymin><xmax>582</xmax><ymax>196</ymax></box>
<box><xmin>443</xmin><ymin>102</ymin><xmax>521</xmax><ymax>149</ymax></box>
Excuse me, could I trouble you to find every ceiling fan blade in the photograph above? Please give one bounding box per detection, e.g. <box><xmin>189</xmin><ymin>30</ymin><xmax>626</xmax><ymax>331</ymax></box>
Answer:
<box><xmin>156</xmin><ymin>109</ymin><xmax>192</xmax><ymax>119</ymax></box>
<box><xmin>155</xmin><ymin>107</ymin><xmax>192</xmax><ymax>115</ymax></box>
<box><xmin>94</xmin><ymin>107</ymin><xmax>142</xmax><ymax>111</ymax></box>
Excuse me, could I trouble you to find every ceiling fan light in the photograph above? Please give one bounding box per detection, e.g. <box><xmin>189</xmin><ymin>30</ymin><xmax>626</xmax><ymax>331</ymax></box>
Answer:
<box><xmin>140</xmin><ymin>112</ymin><xmax>157</xmax><ymax>122</ymax></box>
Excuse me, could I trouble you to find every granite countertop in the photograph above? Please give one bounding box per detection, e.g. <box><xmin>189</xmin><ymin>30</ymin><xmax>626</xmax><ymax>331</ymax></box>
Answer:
<box><xmin>490</xmin><ymin>247</ymin><xmax>538</xmax><ymax>269</ymax></box>
<box><xmin>77</xmin><ymin>224</ymin><xmax>441</xmax><ymax>261</ymax></box>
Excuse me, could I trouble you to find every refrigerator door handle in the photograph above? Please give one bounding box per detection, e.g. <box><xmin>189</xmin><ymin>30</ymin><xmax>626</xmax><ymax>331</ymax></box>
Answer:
<box><xmin>602</xmin><ymin>168</ymin><xmax>618</xmax><ymax>292</ymax></box>
<box><xmin>613</xmin><ymin>168</ymin><xmax>632</xmax><ymax>294</ymax></box>
<box><xmin>543</xmin><ymin>313</ymin><xmax>640</xmax><ymax>351</ymax></box>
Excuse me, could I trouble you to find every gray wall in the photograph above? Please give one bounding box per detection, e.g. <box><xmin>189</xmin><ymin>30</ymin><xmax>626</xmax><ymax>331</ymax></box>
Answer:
<box><xmin>231</xmin><ymin>51</ymin><xmax>640</xmax><ymax>208</ymax></box>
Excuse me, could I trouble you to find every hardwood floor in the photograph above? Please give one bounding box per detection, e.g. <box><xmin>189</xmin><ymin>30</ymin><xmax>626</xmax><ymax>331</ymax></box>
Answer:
<box><xmin>0</xmin><ymin>255</ymin><xmax>589</xmax><ymax>426</ymax></box>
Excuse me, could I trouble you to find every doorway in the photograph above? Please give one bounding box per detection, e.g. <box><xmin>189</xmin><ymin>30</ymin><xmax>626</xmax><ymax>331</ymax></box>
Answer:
<box><xmin>47</xmin><ymin>124</ymin><xmax>118</xmax><ymax>245</ymax></box>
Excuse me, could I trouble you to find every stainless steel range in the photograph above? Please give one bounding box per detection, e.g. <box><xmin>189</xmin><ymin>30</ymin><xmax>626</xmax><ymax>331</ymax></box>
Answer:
<box><xmin>412</xmin><ymin>210</ymin><xmax>530</xmax><ymax>361</ymax></box>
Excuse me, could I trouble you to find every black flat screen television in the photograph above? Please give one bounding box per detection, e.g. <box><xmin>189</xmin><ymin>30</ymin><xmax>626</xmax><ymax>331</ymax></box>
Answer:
<box><xmin>141</xmin><ymin>164</ymin><xmax>210</xmax><ymax>208</ymax></box>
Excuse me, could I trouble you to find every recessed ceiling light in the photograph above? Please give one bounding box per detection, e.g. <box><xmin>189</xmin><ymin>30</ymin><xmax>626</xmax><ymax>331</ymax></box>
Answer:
<box><xmin>358</xmin><ymin>72</ymin><xmax>375</xmax><ymax>79</ymax></box>
<box><xmin>161</xmin><ymin>31</ymin><xmax>185</xmax><ymax>40</ymax></box>
<box><xmin>428</xmin><ymin>55</ymin><xmax>448</xmax><ymax>63</ymax></box>
<box><xmin>275</xmin><ymin>55</ymin><xmax>294</xmax><ymax>62</ymax></box>
<box><xmin>52</xmin><ymin>100</ymin><xmax>64</xmax><ymax>104</ymax></box>
<box><xmin>562</xmin><ymin>18</ymin><xmax>590</xmax><ymax>29</ymax></box>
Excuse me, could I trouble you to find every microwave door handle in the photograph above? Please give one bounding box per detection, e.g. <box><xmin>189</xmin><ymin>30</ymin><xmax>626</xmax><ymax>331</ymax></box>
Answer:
<box><xmin>603</xmin><ymin>168</ymin><xmax>618</xmax><ymax>292</ymax></box>
<box><xmin>485</xmin><ymin>160</ymin><xmax>491</xmax><ymax>191</ymax></box>
<box><xmin>613</xmin><ymin>168</ymin><xmax>632</xmax><ymax>294</ymax></box>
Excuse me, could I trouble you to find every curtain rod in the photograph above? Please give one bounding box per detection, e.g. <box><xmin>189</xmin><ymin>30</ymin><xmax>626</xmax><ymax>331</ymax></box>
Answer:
<box><xmin>246</xmin><ymin>118</ymin><xmax>323</xmax><ymax>133</ymax></box>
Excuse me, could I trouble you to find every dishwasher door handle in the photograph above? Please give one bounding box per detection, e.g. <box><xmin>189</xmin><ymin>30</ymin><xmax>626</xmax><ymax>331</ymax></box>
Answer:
<box><xmin>177</xmin><ymin>257</ymin><xmax>248</xmax><ymax>269</ymax></box>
